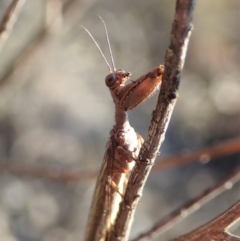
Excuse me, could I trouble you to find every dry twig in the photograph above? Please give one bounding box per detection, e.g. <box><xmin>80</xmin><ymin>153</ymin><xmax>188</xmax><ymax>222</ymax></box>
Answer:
<box><xmin>1</xmin><ymin>138</ymin><xmax>240</xmax><ymax>183</ymax></box>
<box><xmin>0</xmin><ymin>162</ymin><xmax>97</xmax><ymax>182</ymax></box>
<box><xmin>132</xmin><ymin>167</ymin><xmax>240</xmax><ymax>241</ymax></box>
<box><xmin>0</xmin><ymin>0</ymin><xmax>26</xmax><ymax>52</ymax></box>
<box><xmin>153</xmin><ymin>138</ymin><xmax>240</xmax><ymax>171</ymax></box>
<box><xmin>111</xmin><ymin>1</ymin><xmax>196</xmax><ymax>240</ymax></box>
<box><xmin>0</xmin><ymin>0</ymin><xmax>97</xmax><ymax>110</ymax></box>
<box><xmin>170</xmin><ymin>200</ymin><xmax>240</xmax><ymax>241</ymax></box>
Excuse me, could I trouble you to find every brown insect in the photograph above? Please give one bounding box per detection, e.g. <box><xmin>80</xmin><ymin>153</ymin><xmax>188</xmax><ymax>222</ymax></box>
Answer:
<box><xmin>83</xmin><ymin>17</ymin><xmax>164</xmax><ymax>241</ymax></box>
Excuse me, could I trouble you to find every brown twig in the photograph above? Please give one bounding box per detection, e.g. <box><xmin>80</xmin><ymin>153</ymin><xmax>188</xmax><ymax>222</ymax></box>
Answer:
<box><xmin>132</xmin><ymin>167</ymin><xmax>240</xmax><ymax>241</ymax></box>
<box><xmin>153</xmin><ymin>138</ymin><xmax>240</xmax><ymax>171</ymax></box>
<box><xmin>0</xmin><ymin>0</ymin><xmax>26</xmax><ymax>52</ymax></box>
<box><xmin>0</xmin><ymin>0</ymin><xmax>97</xmax><ymax>104</ymax></box>
<box><xmin>0</xmin><ymin>162</ymin><xmax>97</xmax><ymax>182</ymax></box>
<box><xmin>1</xmin><ymin>138</ymin><xmax>240</xmax><ymax>183</ymax></box>
<box><xmin>111</xmin><ymin>1</ymin><xmax>196</xmax><ymax>240</ymax></box>
<box><xmin>170</xmin><ymin>200</ymin><xmax>240</xmax><ymax>241</ymax></box>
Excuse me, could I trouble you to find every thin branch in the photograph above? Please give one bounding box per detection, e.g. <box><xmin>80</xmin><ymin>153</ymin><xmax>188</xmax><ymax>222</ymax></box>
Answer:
<box><xmin>0</xmin><ymin>0</ymin><xmax>97</xmax><ymax>104</ymax></box>
<box><xmin>0</xmin><ymin>0</ymin><xmax>26</xmax><ymax>52</ymax></box>
<box><xmin>1</xmin><ymin>138</ymin><xmax>240</xmax><ymax>183</ymax></box>
<box><xmin>111</xmin><ymin>1</ymin><xmax>196</xmax><ymax>240</ymax></box>
<box><xmin>170</xmin><ymin>200</ymin><xmax>240</xmax><ymax>241</ymax></box>
<box><xmin>132</xmin><ymin>167</ymin><xmax>240</xmax><ymax>241</ymax></box>
<box><xmin>0</xmin><ymin>162</ymin><xmax>97</xmax><ymax>182</ymax></box>
<box><xmin>153</xmin><ymin>138</ymin><xmax>240</xmax><ymax>171</ymax></box>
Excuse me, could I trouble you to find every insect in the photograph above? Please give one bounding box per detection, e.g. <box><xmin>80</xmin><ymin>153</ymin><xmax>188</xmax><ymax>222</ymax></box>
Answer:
<box><xmin>83</xmin><ymin>17</ymin><xmax>164</xmax><ymax>241</ymax></box>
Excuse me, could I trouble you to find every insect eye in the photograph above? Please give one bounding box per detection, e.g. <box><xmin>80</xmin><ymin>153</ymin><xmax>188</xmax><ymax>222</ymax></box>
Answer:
<box><xmin>105</xmin><ymin>74</ymin><xmax>116</xmax><ymax>87</ymax></box>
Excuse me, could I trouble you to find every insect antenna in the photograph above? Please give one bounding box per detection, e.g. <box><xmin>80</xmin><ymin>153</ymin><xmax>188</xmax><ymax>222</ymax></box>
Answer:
<box><xmin>81</xmin><ymin>25</ymin><xmax>112</xmax><ymax>72</ymax></box>
<box><xmin>98</xmin><ymin>16</ymin><xmax>116</xmax><ymax>71</ymax></box>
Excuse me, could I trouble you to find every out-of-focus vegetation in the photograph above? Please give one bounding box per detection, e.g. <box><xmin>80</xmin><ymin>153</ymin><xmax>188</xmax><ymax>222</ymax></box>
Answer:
<box><xmin>0</xmin><ymin>0</ymin><xmax>239</xmax><ymax>241</ymax></box>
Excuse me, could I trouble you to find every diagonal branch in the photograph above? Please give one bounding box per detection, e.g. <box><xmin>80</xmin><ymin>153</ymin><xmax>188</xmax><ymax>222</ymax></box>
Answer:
<box><xmin>111</xmin><ymin>1</ymin><xmax>196</xmax><ymax>240</ymax></box>
<box><xmin>132</xmin><ymin>167</ymin><xmax>240</xmax><ymax>241</ymax></box>
<box><xmin>153</xmin><ymin>138</ymin><xmax>240</xmax><ymax>171</ymax></box>
<box><xmin>170</xmin><ymin>200</ymin><xmax>240</xmax><ymax>241</ymax></box>
<box><xmin>0</xmin><ymin>0</ymin><xmax>26</xmax><ymax>52</ymax></box>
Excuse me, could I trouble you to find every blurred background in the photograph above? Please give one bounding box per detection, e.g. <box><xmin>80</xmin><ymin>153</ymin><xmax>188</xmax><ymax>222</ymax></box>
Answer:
<box><xmin>0</xmin><ymin>0</ymin><xmax>240</xmax><ymax>240</ymax></box>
